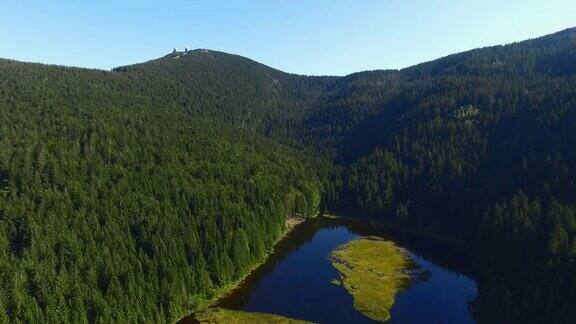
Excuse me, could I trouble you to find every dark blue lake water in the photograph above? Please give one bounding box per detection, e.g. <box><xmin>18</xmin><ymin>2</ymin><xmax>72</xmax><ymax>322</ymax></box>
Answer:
<box><xmin>194</xmin><ymin>218</ymin><xmax>478</xmax><ymax>323</ymax></box>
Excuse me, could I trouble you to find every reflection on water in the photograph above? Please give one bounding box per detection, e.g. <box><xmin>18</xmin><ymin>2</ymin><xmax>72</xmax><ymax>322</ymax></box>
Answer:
<box><xmin>185</xmin><ymin>217</ymin><xmax>478</xmax><ymax>323</ymax></box>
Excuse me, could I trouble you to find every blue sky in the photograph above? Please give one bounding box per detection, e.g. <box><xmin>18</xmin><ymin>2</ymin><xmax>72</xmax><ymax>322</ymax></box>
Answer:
<box><xmin>1</xmin><ymin>0</ymin><xmax>575</xmax><ymax>75</ymax></box>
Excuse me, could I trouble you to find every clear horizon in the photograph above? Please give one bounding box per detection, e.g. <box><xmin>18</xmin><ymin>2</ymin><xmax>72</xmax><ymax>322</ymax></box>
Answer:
<box><xmin>1</xmin><ymin>1</ymin><xmax>575</xmax><ymax>76</ymax></box>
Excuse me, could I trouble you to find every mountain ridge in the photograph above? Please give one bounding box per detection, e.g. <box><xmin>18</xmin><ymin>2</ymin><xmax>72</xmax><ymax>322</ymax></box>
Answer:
<box><xmin>3</xmin><ymin>27</ymin><xmax>574</xmax><ymax>79</ymax></box>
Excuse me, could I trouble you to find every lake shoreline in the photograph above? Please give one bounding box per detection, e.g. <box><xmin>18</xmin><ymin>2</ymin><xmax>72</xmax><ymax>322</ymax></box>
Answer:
<box><xmin>177</xmin><ymin>213</ymin><xmax>480</xmax><ymax>323</ymax></box>
<box><xmin>175</xmin><ymin>216</ymin><xmax>309</xmax><ymax>323</ymax></box>
<box><xmin>323</xmin><ymin>212</ymin><xmax>465</xmax><ymax>250</ymax></box>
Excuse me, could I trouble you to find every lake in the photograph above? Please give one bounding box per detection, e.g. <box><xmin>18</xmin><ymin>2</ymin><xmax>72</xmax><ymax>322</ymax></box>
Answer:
<box><xmin>184</xmin><ymin>217</ymin><xmax>478</xmax><ymax>323</ymax></box>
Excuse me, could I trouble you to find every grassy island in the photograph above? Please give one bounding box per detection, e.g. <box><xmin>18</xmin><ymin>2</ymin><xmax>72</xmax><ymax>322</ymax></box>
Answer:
<box><xmin>193</xmin><ymin>308</ymin><xmax>310</xmax><ymax>323</ymax></box>
<box><xmin>330</xmin><ymin>238</ymin><xmax>413</xmax><ymax>322</ymax></box>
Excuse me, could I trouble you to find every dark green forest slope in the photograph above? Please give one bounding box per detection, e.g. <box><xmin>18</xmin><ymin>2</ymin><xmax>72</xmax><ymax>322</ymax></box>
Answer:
<box><xmin>305</xmin><ymin>28</ymin><xmax>576</xmax><ymax>323</ymax></box>
<box><xmin>0</xmin><ymin>27</ymin><xmax>575</xmax><ymax>322</ymax></box>
<box><xmin>0</xmin><ymin>57</ymin><xmax>323</xmax><ymax>322</ymax></box>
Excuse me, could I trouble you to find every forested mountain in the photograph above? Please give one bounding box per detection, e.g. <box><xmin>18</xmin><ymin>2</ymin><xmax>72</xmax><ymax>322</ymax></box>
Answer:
<box><xmin>0</xmin><ymin>27</ymin><xmax>575</xmax><ymax>323</ymax></box>
<box><xmin>0</xmin><ymin>54</ymin><xmax>324</xmax><ymax>322</ymax></box>
<box><xmin>113</xmin><ymin>49</ymin><xmax>337</xmax><ymax>142</ymax></box>
<box><xmin>308</xmin><ymin>28</ymin><xmax>576</xmax><ymax>323</ymax></box>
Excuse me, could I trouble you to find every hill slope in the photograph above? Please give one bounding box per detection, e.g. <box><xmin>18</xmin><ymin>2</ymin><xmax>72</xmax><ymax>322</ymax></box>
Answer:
<box><xmin>305</xmin><ymin>27</ymin><xmax>576</xmax><ymax>323</ymax></box>
<box><xmin>0</xmin><ymin>55</ymin><xmax>324</xmax><ymax>322</ymax></box>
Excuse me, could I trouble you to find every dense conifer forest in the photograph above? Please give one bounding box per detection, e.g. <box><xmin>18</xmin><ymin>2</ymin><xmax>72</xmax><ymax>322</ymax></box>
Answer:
<box><xmin>0</xmin><ymin>27</ymin><xmax>575</xmax><ymax>322</ymax></box>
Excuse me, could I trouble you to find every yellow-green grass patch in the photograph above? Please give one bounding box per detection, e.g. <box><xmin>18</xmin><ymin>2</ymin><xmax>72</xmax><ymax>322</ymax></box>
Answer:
<box><xmin>330</xmin><ymin>237</ymin><xmax>413</xmax><ymax>322</ymax></box>
<box><xmin>193</xmin><ymin>307</ymin><xmax>311</xmax><ymax>324</ymax></box>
